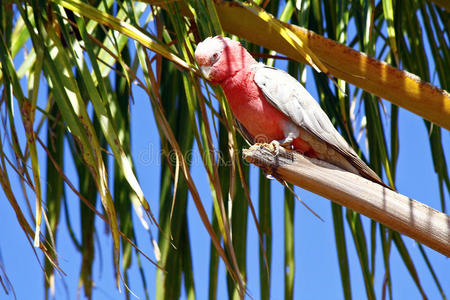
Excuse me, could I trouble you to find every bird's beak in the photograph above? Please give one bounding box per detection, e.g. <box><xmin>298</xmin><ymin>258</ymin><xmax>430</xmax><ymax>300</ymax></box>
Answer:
<box><xmin>200</xmin><ymin>65</ymin><xmax>211</xmax><ymax>80</ymax></box>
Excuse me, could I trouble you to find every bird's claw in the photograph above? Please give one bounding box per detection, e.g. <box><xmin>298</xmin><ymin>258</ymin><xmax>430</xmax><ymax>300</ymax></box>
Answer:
<box><xmin>270</xmin><ymin>140</ymin><xmax>282</xmax><ymax>156</ymax></box>
<box><xmin>270</xmin><ymin>137</ymin><xmax>294</xmax><ymax>156</ymax></box>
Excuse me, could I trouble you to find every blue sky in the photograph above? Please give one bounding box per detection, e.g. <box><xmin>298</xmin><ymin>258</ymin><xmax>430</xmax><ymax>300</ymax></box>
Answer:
<box><xmin>1</xmin><ymin>3</ymin><xmax>449</xmax><ymax>300</ymax></box>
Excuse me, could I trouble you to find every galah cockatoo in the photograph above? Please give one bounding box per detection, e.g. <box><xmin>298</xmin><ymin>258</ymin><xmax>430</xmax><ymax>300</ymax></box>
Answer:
<box><xmin>195</xmin><ymin>36</ymin><xmax>387</xmax><ymax>187</ymax></box>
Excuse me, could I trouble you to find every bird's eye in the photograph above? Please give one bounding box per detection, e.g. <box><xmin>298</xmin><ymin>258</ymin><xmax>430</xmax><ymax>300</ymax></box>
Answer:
<box><xmin>211</xmin><ymin>52</ymin><xmax>220</xmax><ymax>64</ymax></box>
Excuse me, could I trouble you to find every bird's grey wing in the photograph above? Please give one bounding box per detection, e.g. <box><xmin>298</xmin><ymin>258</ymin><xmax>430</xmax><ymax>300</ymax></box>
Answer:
<box><xmin>254</xmin><ymin>65</ymin><xmax>387</xmax><ymax>187</ymax></box>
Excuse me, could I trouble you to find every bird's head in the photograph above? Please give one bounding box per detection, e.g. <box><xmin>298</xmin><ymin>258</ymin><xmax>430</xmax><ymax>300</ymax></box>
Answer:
<box><xmin>194</xmin><ymin>35</ymin><xmax>257</xmax><ymax>84</ymax></box>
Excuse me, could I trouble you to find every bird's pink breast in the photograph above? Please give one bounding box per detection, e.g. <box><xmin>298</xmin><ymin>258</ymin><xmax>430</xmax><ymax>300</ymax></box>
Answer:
<box><xmin>221</xmin><ymin>67</ymin><xmax>287</xmax><ymax>143</ymax></box>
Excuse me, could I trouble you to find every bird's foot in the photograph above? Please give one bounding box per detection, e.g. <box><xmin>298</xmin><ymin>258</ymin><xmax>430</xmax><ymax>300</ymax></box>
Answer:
<box><xmin>279</xmin><ymin>136</ymin><xmax>294</xmax><ymax>146</ymax></box>
<box><xmin>270</xmin><ymin>137</ymin><xmax>294</xmax><ymax>156</ymax></box>
<box><xmin>270</xmin><ymin>140</ymin><xmax>282</xmax><ymax>156</ymax></box>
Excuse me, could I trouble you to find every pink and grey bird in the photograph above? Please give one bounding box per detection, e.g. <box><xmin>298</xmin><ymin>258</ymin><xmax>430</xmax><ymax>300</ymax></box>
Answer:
<box><xmin>195</xmin><ymin>36</ymin><xmax>387</xmax><ymax>187</ymax></box>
